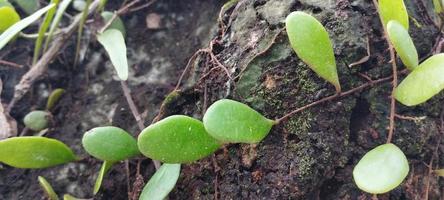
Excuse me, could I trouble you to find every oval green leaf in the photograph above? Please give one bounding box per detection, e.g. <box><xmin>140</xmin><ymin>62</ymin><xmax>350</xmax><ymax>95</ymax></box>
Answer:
<box><xmin>353</xmin><ymin>143</ymin><xmax>409</xmax><ymax>194</ymax></box>
<box><xmin>203</xmin><ymin>99</ymin><xmax>275</xmax><ymax>144</ymax></box>
<box><xmin>23</xmin><ymin>110</ymin><xmax>50</xmax><ymax>131</ymax></box>
<box><xmin>101</xmin><ymin>11</ymin><xmax>126</xmax><ymax>37</ymax></box>
<box><xmin>93</xmin><ymin>160</ymin><xmax>114</xmax><ymax>194</ymax></box>
<box><xmin>38</xmin><ymin>176</ymin><xmax>59</xmax><ymax>200</ymax></box>
<box><xmin>139</xmin><ymin>163</ymin><xmax>181</xmax><ymax>200</ymax></box>
<box><xmin>285</xmin><ymin>11</ymin><xmax>341</xmax><ymax>92</ymax></box>
<box><xmin>0</xmin><ymin>3</ymin><xmax>55</xmax><ymax>50</ymax></box>
<box><xmin>394</xmin><ymin>53</ymin><xmax>444</xmax><ymax>106</ymax></box>
<box><xmin>46</xmin><ymin>88</ymin><xmax>65</xmax><ymax>110</ymax></box>
<box><xmin>378</xmin><ymin>0</ymin><xmax>409</xmax><ymax>30</ymax></box>
<box><xmin>0</xmin><ymin>136</ymin><xmax>77</xmax><ymax>168</ymax></box>
<box><xmin>0</xmin><ymin>5</ymin><xmax>20</xmax><ymax>33</ymax></box>
<box><xmin>387</xmin><ymin>20</ymin><xmax>418</xmax><ymax>70</ymax></box>
<box><xmin>138</xmin><ymin>115</ymin><xmax>221</xmax><ymax>163</ymax></box>
<box><xmin>82</xmin><ymin>126</ymin><xmax>139</xmax><ymax>162</ymax></box>
<box><xmin>97</xmin><ymin>29</ymin><xmax>128</xmax><ymax>81</ymax></box>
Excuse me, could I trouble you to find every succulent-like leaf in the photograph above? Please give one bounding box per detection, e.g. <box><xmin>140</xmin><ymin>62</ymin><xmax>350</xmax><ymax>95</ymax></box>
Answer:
<box><xmin>378</xmin><ymin>0</ymin><xmax>409</xmax><ymax>30</ymax></box>
<box><xmin>203</xmin><ymin>99</ymin><xmax>275</xmax><ymax>144</ymax></box>
<box><xmin>0</xmin><ymin>136</ymin><xmax>77</xmax><ymax>168</ymax></box>
<box><xmin>101</xmin><ymin>11</ymin><xmax>126</xmax><ymax>37</ymax></box>
<box><xmin>0</xmin><ymin>5</ymin><xmax>20</xmax><ymax>33</ymax></box>
<box><xmin>0</xmin><ymin>3</ymin><xmax>55</xmax><ymax>50</ymax></box>
<box><xmin>46</xmin><ymin>88</ymin><xmax>65</xmax><ymax>110</ymax></box>
<box><xmin>138</xmin><ymin>115</ymin><xmax>221</xmax><ymax>163</ymax></box>
<box><xmin>387</xmin><ymin>20</ymin><xmax>418</xmax><ymax>70</ymax></box>
<box><xmin>353</xmin><ymin>143</ymin><xmax>409</xmax><ymax>194</ymax></box>
<box><xmin>285</xmin><ymin>11</ymin><xmax>341</xmax><ymax>92</ymax></box>
<box><xmin>435</xmin><ymin>169</ymin><xmax>444</xmax><ymax>177</ymax></box>
<box><xmin>93</xmin><ymin>160</ymin><xmax>114</xmax><ymax>194</ymax></box>
<box><xmin>97</xmin><ymin>29</ymin><xmax>128</xmax><ymax>81</ymax></box>
<box><xmin>82</xmin><ymin>126</ymin><xmax>139</xmax><ymax>162</ymax></box>
<box><xmin>139</xmin><ymin>164</ymin><xmax>181</xmax><ymax>200</ymax></box>
<box><xmin>38</xmin><ymin>176</ymin><xmax>59</xmax><ymax>200</ymax></box>
<box><xmin>395</xmin><ymin>53</ymin><xmax>444</xmax><ymax>106</ymax></box>
<box><xmin>23</xmin><ymin>110</ymin><xmax>50</xmax><ymax>131</ymax></box>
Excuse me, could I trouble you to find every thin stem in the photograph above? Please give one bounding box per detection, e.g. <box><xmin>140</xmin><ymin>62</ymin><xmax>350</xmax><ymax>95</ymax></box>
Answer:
<box><xmin>120</xmin><ymin>81</ymin><xmax>161</xmax><ymax>169</ymax></box>
<box><xmin>120</xmin><ymin>81</ymin><xmax>145</xmax><ymax>130</ymax></box>
<box><xmin>73</xmin><ymin>0</ymin><xmax>92</xmax><ymax>67</ymax></box>
<box><xmin>371</xmin><ymin>0</ymin><xmax>398</xmax><ymax>144</ymax></box>
<box><xmin>0</xmin><ymin>60</ymin><xmax>23</xmax><ymax>68</ymax></box>
<box><xmin>275</xmin><ymin>74</ymin><xmax>396</xmax><ymax>124</ymax></box>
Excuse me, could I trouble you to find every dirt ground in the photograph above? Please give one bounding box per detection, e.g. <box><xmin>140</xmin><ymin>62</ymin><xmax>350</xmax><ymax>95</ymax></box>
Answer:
<box><xmin>1</xmin><ymin>0</ymin><xmax>444</xmax><ymax>199</ymax></box>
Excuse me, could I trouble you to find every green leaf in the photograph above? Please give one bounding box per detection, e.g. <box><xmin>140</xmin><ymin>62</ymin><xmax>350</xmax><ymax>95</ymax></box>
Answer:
<box><xmin>44</xmin><ymin>0</ymin><xmax>73</xmax><ymax>51</ymax></box>
<box><xmin>138</xmin><ymin>115</ymin><xmax>221</xmax><ymax>163</ymax></box>
<box><xmin>387</xmin><ymin>20</ymin><xmax>418</xmax><ymax>71</ymax></box>
<box><xmin>82</xmin><ymin>126</ymin><xmax>139</xmax><ymax>162</ymax></box>
<box><xmin>0</xmin><ymin>136</ymin><xmax>77</xmax><ymax>168</ymax></box>
<box><xmin>285</xmin><ymin>11</ymin><xmax>341</xmax><ymax>92</ymax></box>
<box><xmin>33</xmin><ymin>0</ymin><xmax>60</xmax><ymax>64</ymax></box>
<box><xmin>378</xmin><ymin>0</ymin><xmax>409</xmax><ymax>30</ymax></box>
<box><xmin>203</xmin><ymin>99</ymin><xmax>275</xmax><ymax>144</ymax></box>
<box><xmin>395</xmin><ymin>53</ymin><xmax>444</xmax><ymax>106</ymax></box>
<box><xmin>353</xmin><ymin>143</ymin><xmax>409</xmax><ymax>194</ymax></box>
<box><xmin>63</xmin><ymin>194</ymin><xmax>86</xmax><ymax>200</ymax></box>
<box><xmin>11</xmin><ymin>0</ymin><xmax>39</xmax><ymax>15</ymax></box>
<box><xmin>434</xmin><ymin>169</ymin><xmax>444</xmax><ymax>177</ymax></box>
<box><xmin>97</xmin><ymin>29</ymin><xmax>128</xmax><ymax>81</ymax></box>
<box><xmin>101</xmin><ymin>11</ymin><xmax>126</xmax><ymax>37</ymax></box>
<box><xmin>93</xmin><ymin>160</ymin><xmax>114</xmax><ymax>194</ymax></box>
<box><xmin>38</xmin><ymin>176</ymin><xmax>59</xmax><ymax>200</ymax></box>
<box><xmin>0</xmin><ymin>5</ymin><xmax>20</xmax><ymax>33</ymax></box>
<box><xmin>46</xmin><ymin>88</ymin><xmax>65</xmax><ymax>110</ymax></box>
<box><xmin>23</xmin><ymin>110</ymin><xmax>50</xmax><ymax>131</ymax></box>
<box><xmin>139</xmin><ymin>163</ymin><xmax>181</xmax><ymax>200</ymax></box>
<box><xmin>434</xmin><ymin>0</ymin><xmax>443</xmax><ymax>13</ymax></box>
<box><xmin>0</xmin><ymin>3</ymin><xmax>55</xmax><ymax>50</ymax></box>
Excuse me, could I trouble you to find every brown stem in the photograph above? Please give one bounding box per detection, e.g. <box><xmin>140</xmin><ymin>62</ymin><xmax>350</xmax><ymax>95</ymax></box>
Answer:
<box><xmin>0</xmin><ymin>60</ymin><xmax>23</xmax><ymax>68</ymax></box>
<box><xmin>371</xmin><ymin>0</ymin><xmax>398</xmax><ymax>144</ymax></box>
<box><xmin>120</xmin><ymin>81</ymin><xmax>161</xmax><ymax>169</ymax></box>
<box><xmin>275</xmin><ymin>74</ymin><xmax>396</xmax><ymax>124</ymax></box>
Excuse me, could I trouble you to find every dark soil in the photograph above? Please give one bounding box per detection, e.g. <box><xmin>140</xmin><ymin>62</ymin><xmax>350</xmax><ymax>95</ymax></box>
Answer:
<box><xmin>1</xmin><ymin>0</ymin><xmax>444</xmax><ymax>199</ymax></box>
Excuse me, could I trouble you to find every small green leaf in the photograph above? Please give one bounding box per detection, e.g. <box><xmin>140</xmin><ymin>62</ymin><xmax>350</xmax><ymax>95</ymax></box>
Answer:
<box><xmin>11</xmin><ymin>0</ymin><xmax>39</xmax><ymax>15</ymax></box>
<box><xmin>0</xmin><ymin>5</ymin><xmax>20</xmax><ymax>33</ymax></box>
<box><xmin>23</xmin><ymin>110</ymin><xmax>50</xmax><ymax>131</ymax></box>
<box><xmin>285</xmin><ymin>11</ymin><xmax>341</xmax><ymax>92</ymax></box>
<box><xmin>387</xmin><ymin>20</ymin><xmax>418</xmax><ymax>70</ymax></box>
<box><xmin>395</xmin><ymin>53</ymin><xmax>444</xmax><ymax>106</ymax></box>
<box><xmin>203</xmin><ymin>99</ymin><xmax>275</xmax><ymax>144</ymax></box>
<box><xmin>97</xmin><ymin>29</ymin><xmax>128</xmax><ymax>81</ymax></box>
<box><xmin>44</xmin><ymin>0</ymin><xmax>72</xmax><ymax>51</ymax></box>
<box><xmin>434</xmin><ymin>0</ymin><xmax>443</xmax><ymax>13</ymax></box>
<box><xmin>82</xmin><ymin>126</ymin><xmax>139</xmax><ymax>162</ymax></box>
<box><xmin>353</xmin><ymin>143</ymin><xmax>409</xmax><ymax>194</ymax></box>
<box><xmin>0</xmin><ymin>3</ymin><xmax>55</xmax><ymax>50</ymax></box>
<box><xmin>0</xmin><ymin>136</ymin><xmax>77</xmax><ymax>168</ymax></box>
<box><xmin>378</xmin><ymin>0</ymin><xmax>409</xmax><ymax>30</ymax></box>
<box><xmin>93</xmin><ymin>160</ymin><xmax>114</xmax><ymax>194</ymax></box>
<box><xmin>63</xmin><ymin>194</ymin><xmax>85</xmax><ymax>200</ymax></box>
<box><xmin>139</xmin><ymin>164</ymin><xmax>181</xmax><ymax>200</ymax></box>
<box><xmin>138</xmin><ymin>115</ymin><xmax>221</xmax><ymax>163</ymax></box>
<box><xmin>434</xmin><ymin>169</ymin><xmax>444</xmax><ymax>177</ymax></box>
<box><xmin>38</xmin><ymin>176</ymin><xmax>59</xmax><ymax>200</ymax></box>
<box><xmin>46</xmin><ymin>88</ymin><xmax>65</xmax><ymax>110</ymax></box>
<box><xmin>101</xmin><ymin>11</ymin><xmax>126</xmax><ymax>37</ymax></box>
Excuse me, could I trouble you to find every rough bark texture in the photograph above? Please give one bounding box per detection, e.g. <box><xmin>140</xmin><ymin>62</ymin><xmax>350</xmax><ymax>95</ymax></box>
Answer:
<box><xmin>1</xmin><ymin>0</ymin><xmax>443</xmax><ymax>199</ymax></box>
